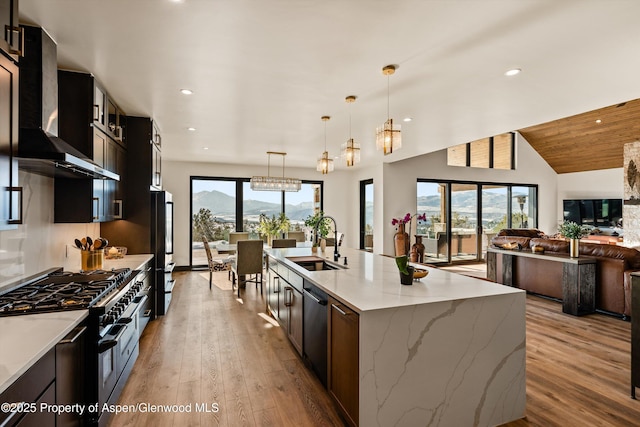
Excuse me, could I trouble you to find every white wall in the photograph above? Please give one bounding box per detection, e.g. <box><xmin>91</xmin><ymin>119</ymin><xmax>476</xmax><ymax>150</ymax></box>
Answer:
<box><xmin>0</xmin><ymin>171</ymin><xmax>100</xmax><ymax>289</ymax></box>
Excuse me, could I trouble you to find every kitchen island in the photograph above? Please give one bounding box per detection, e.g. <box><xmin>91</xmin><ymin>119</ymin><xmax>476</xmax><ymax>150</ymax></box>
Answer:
<box><xmin>266</xmin><ymin>247</ymin><xmax>526</xmax><ymax>427</ymax></box>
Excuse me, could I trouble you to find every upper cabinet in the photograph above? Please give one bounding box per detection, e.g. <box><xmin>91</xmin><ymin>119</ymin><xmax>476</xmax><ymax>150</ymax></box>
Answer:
<box><xmin>128</xmin><ymin>116</ymin><xmax>162</xmax><ymax>192</ymax></box>
<box><xmin>0</xmin><ymin>0</ymin><xmax>22</xmax><ymax>61</ymax></box>
<box><xmin>58</xmin><ymin>70</ymin><xmax>126</xmax><ymax>156</ymax></box>
<box><xmin>55</xmin><ymin>70</ymin><xmax>126</xmax><ymax>223</ymax></box>
<box><xmin>0</xmin><ymin>49</ymin><xmax>20</xmax><ymax>230</ymax></box>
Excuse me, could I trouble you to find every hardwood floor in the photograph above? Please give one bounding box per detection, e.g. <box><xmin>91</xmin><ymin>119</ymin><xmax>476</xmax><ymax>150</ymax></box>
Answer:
<box><xmin>109</xmin><ymin>271</ymin><xmax>640</xmax><ymax>427</ymax></box>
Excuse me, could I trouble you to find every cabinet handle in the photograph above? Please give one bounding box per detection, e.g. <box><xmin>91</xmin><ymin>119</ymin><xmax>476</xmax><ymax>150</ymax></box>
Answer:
<box><xmin>93</xmin><ymin>104</ymin><xmax>100</xmax><ymax>121</ymax></box>
<box><xmin>92</xmin><ymin>197</ymin><xmax>100</xmax><ymax>220</ymax></box>
<box><xmin>4</xmin><ymin>25</ymin><xmax>23</xmax><ymax>56</ymax></box>
<box><xmin>0</xmin><ymin>401</ymin><xmax>26</xmax><ymax>426</ymax></box>
<box><xmin>273</xmin><ymin>276</ymin><xmax>280</xmax><ymax>293</ymax></box>
<box><xmin>332</xmin><ymin>303</ymin><xmax>349</xmax><ymax>316</ymax></box>
<box><xmin>284</xmin><ymin>286</ymin><xmax>292</xmax><ymax>306</ymax></box>
<box><xmin>113</xmin><ymin>200</ymin><xmax>122</xmax><ymax>219</ymax></box>
<box><xmin>58</xmin><ymin>326</ymin><xmax>87</xmax><ymax>344</ymax></box>
<box><xmin>8</xmin><ymin>186</ymin><xmax>22</xmax><ymax>224</ymax></box>
<box><xmin>155</xmin><ymin>171</ymin><xmax>161</xmax><ymax>186</ymax></box>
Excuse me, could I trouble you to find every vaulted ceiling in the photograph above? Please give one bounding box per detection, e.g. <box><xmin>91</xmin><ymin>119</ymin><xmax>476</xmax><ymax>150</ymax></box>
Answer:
<box><xmin>519</xmin><ymin>98</ymin><xmax>640</xmax><ymax>174</ymax></box>
<box><xmin>19</xmin><ymin>1</ymin><xmax>640</xmax><ymax>172</ymax></box>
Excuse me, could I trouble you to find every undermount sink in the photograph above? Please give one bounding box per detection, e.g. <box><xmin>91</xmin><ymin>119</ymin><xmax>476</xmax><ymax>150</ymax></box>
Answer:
<box><xmin>286</xmin><ymin>256</ymin><xmax>347</xmax><ymax>271</ymax></box>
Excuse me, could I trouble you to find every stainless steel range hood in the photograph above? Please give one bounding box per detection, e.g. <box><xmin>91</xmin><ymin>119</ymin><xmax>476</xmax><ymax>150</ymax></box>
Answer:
<box><xmin>17</xmin><ymin>25</ymin><xmax>119</xmax><ymax>181</ymax></box>
<box><xmin>18</xmin><ymin>128</ymin><xmax>119</xmax><ymax>180</ymax></box>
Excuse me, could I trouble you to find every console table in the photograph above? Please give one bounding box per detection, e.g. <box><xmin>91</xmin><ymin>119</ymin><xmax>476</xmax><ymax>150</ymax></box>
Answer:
<box><xmin>631</xmin><ymin>273</ymin><xmax>640</xmax><ymax>399</ymax></box>
<box><xmin>487</xmin><ymin>247</ymin><xmax>596</xmax><ymax>316</ymax></box>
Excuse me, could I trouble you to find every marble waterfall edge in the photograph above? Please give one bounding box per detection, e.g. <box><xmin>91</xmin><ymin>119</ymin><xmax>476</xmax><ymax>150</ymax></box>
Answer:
<box><xmin>359</xmin><ymin>292</ymin><xmax>526</xmax><ymax>426</ymax></box>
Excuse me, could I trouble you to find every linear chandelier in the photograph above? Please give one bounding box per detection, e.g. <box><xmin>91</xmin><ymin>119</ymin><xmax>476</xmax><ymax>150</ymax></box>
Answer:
<box><xmin>250</xmin><ymin>151</ymin><xmax>301</xmax><ymax>192</ymax></box>
<box><xmin>376</xmin><ymin>64</ymin><xmax>402</xmax><ymax>155</ymax></box>
<box><xmin>342</xmin><ymin>95</ymin><xmax>360</xmax><ymax>166</ymax></box>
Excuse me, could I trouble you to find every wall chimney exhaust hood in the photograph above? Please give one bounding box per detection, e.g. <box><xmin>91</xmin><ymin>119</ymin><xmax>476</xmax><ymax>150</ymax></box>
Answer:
<box><xmin>17</xmin><ymin>25</ymin><xmax>119</xmax><ymax>181</ymax></box>
<box><xmin>18</xmin><ymin>128</ymin><xmax>119</xmax><ymax>180</ymax></box>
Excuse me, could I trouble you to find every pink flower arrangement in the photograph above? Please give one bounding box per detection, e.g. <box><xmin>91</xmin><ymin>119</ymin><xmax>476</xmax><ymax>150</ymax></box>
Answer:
<box><xmin>391</xmin><ymin>212</ymin><xmax>426</xmax><ymax>227</ymax></box>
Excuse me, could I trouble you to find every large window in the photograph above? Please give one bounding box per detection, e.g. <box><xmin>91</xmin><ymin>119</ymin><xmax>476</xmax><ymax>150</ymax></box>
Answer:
<box><xmin>191</xmin><ymin>177</ymin><xmax>322</xmax><ymax>267</ymax></box>
<box><xmin>360</xmin><ymin>179</ymin><xmax>374</xmax><ymax>250</ymax></box>
<box><xmin>417</xmin><ymin>179</ymin><xmax>537</xmax><ymax>263</ymax></box>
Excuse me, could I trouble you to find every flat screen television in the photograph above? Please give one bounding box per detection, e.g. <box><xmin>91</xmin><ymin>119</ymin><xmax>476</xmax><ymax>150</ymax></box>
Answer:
<box><xmin>562</xmin><ymin>199</ymin><xmax>622</xmax><ymax>228</ymax></box>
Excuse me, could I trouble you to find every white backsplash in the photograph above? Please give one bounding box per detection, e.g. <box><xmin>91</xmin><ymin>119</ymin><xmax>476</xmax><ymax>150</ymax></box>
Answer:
<box><xmin>0</xmin><ymin>170</ymin><xmax>100</xmax><ymax>289</ymax></box>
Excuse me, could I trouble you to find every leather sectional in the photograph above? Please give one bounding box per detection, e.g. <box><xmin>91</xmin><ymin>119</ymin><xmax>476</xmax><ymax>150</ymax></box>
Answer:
<box><xmin>490</xmin><ymin>229</ymin><xmax>640</xmax><ymax>318</ymax></box>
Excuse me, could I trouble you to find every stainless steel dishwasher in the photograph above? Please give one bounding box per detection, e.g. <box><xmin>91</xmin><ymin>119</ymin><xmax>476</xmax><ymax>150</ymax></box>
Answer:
<box><xmin>303</xmin><ymin>280</ymin><xmax>328</xmax><ymax>387</ymax></box>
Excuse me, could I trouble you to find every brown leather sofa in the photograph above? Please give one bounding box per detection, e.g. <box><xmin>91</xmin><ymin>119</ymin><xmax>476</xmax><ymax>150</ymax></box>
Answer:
<box><xmin>490</xmin><ymin>229</ymin><xmax>640</xmax><ymax>318</ymax></box>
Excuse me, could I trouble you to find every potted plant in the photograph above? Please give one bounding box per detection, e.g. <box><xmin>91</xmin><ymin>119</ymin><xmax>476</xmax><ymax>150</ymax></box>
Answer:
<box><xmin>304</xmin><ymin>211</ymin><xmax>331</xmax><ymax>252</ymax></box>
<box><xmin>395</xmin><ymin>254</ymin><xmax>415</xmax><ymax>285</ymax></box>
<box><xmin>257</xmin><ymin>213</ymin><xmax>290</xmax><ymax>246</ymax></box>
<box><xmin>558</xmin><ymin>220</ymin><xmax>591</xmax><ymax>257</ymax></box>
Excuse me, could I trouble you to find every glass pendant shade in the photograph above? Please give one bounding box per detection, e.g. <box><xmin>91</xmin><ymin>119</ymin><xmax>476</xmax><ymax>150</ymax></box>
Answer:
<box><xmin>376</xmin><ymin>118</ymin><xmax>402</xmax><ymax>154</ymax></box>
<box><xmin>342</xmin><ymin>138</ymin><xmax>361</xmax><ymax>166</ymax></box>
<box><xmin>316</xmin><ymin>151</ymin><xmax>334</xmax><ymax>174</ymax></box>
<box><xmin>376</xmin><ymin>65</ymin><xmax>401</xmax><ymax>155</ymax></box>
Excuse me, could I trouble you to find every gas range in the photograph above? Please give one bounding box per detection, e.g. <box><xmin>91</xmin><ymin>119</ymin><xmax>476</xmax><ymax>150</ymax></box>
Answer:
<box><xmin>0</xmin><ymin>267</ymin><xmax>135</xmax><ymax>316</ymax></box>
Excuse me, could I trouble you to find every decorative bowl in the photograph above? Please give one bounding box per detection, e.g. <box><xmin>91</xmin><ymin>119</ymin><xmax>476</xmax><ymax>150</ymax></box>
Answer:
<box><xmin>413</xmin><ymin>269</ymin><xmax>429</xmax><ymax>280</ymax></box>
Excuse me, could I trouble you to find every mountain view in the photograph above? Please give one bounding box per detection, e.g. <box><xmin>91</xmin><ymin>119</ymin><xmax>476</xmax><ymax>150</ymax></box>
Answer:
<box><xmin>192</xmin><ymin>190</ymin><xmax>315</xmax><ymax>224</ymax></box>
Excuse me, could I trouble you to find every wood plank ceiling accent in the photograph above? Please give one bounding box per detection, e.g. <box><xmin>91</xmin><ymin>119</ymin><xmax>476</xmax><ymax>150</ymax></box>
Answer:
<box><xmin>518</xmin><ymin>98</ymin><xmax>640</xmax><ymax>174</ymax></box>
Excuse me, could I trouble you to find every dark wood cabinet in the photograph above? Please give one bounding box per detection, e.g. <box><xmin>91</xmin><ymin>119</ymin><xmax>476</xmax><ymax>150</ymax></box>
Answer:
<box><xmin>55</xmin><ymin>70</ymin><xmax>125</xmax><ymax>222</ymax></box>
<box><xmin>328</xmin><ymin>297</ymin><xmax>359</xmax><ymax>427</ymax></box>
<box><xmin>266</xmin><ymin>258</ymin><xmax>303</xmax><ymax>355</ymax></box>
<box><xmin>100</xmin><ymin>116</ymin><xmax>161</xmax><ymax>254</ymax></box>
<box><xmin>56</xmin><ymin>324</ymin><xmax>87</xmax><ymax>427</ymax></box>
<box><xmin>0</xmin><ymin>0</ymin><xmax>21</xmax><ymax>60</ymax></box>
<box><xmin>0</xmin><ymin>348</ymin><xmax>56</xmax><ymax>427</ymax></box>
<box><xmin>125</xmin><ymin>116</ymin><xmax>162</xmax><ymax>191</ymax></box>
<box><xmin>0</xmin><ymin>49</ymin><xmax>19</xmax><ymax>230</ymax></box>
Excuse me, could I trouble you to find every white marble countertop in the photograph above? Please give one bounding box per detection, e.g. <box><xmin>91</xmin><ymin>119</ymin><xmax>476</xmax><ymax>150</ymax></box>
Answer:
<box><xmin>266</xmin><ymin>247</ymin><xmax>523</xmax><ymax>313</ymax></box>
<box><xmin>103</xmin><ymin>254</ymin><xmax>154</xmax><ymax>272</ymax></box>
<box><xmin>0</xmin><ymin>310</ymin><xmax>88</xmax><ymax>395</ymax></box>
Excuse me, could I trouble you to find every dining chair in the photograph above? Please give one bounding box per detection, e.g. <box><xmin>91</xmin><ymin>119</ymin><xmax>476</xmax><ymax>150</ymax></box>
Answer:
<box><xmin>287</xmin><ymin>231</ymin><xmax>306</xmax><ymax>242</ymax></box>
<box><xmin>202</xmin><ymin>236</ymin><xmax>233</xmax><ymax>289</ymax></box>
<box><xmin>271</xmin><ymin>238</ymin><xmax>296</xmax><ymax>248</ymax></box>
<box><xmin>228</xmin><ymin>232</ymin><xmax>249</xmax><ymax>244</ymax></box>
<box><xmin>231</xmin><ymin>240</ymin><xmax>264</xmax><ymax>297</ymax></box>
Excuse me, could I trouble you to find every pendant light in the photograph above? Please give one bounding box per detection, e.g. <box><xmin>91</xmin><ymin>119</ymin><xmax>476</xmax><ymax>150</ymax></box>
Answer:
<box><xmin>341</xmin><ymin>95</ymin><xmax>360</xmax><ymax>166</ymax></box>
<box><xmin>317</xmin><ymin>116</ymin><xmax>334</xmax><ymax>174</ymax></box>
<box><xmin>375</xmin><ymin>64</ymin><xmax>402</xmax><ymax>154</ymax></box>
<box><xmin>250</xmin><ymin>151</ymin><xmax>301</xmax><ymax>191</ymax></box>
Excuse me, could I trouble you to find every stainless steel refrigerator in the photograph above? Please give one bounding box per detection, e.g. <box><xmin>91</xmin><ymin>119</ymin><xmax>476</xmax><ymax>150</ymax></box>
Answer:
<box><xmin>151</xmin><ymin>191</ymin><xmax>175</xmax><ymax>316</ymax></box>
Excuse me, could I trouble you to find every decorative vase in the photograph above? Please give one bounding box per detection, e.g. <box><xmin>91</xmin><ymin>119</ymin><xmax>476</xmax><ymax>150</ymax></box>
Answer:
<box><xmin>320</xmin><ymin>238</ymin><xmax>326</xmax><ymax>253</ymax></box>
<box><xmin>412</xmin><ymin>235</ymin><xmax>425</xmax><ymax>263</ymax></box>
<box><xmin>394</xmin><ymin>223</ymin><xmax>410</xmax><ymax>256</ymax></box>
<box><xmin>570</xmin><ymin>238</ymin><xmax>579</xmax><ymax>257</ymax></box>
<box><xmin>410</xmin><ymin>246</ymin><xmax>418</xmax><ymax>262</ymax></box>
<box><xmin>399</xmin><ymin>266</ymin><xmax>415</xmax><ymax>285</ymax></box>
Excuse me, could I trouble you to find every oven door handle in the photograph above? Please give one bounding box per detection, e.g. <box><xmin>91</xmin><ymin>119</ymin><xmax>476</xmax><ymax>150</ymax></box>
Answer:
<box><xmin>98</xmin><ymin>324</ymin><xmax>128</xmax><ymax>354</ymax></box>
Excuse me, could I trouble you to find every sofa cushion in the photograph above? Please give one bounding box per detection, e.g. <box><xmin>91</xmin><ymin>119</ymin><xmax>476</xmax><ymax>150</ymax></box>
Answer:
<box><xmin>579</xmin><ymin>242</ymin><xmax>640</xmax><ymax>269</ymax></box>
<box><xmin>490</xmin><ymin>236</ymin><xmax>533</xmax><ymax>249</ymax></box>
<box><xmin>496</xmin><ymin>228</ymin><xmax>545</xmax><ymax>238</ymax></box>
<box><xmin>529</xmin><ymin>238</ymin><xmax>569</xmax><ymax>253</ymax></box>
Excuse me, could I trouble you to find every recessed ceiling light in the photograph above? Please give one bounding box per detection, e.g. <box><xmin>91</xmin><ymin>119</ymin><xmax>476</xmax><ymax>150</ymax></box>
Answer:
<box><xmin>180</xmin><ymin>89</ymin><xmax>193</xmax><ymax>95</ymax></box>
<box><xmin>203</xmin><ymin>147</ymin><xmax>209</xmax><ymax>150</ymax></box>
<box><xmin>403</xmin><ymin>117</ymin><xmax>413</xmax><ymax>122</ymax></box>
<box><xmin>505</xmin><ymin>68</ymin><xmax>521</xmax><ymax>77</ymax></box>
<box><xmin>188</xmin><ymin>127</ymin><xmax>196</xmax><ymax>131</ymax></box>
<box><xmin>595</xmin><ymin>119</ymin><xmax>602</xmax><ymax>124</ymax></box>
